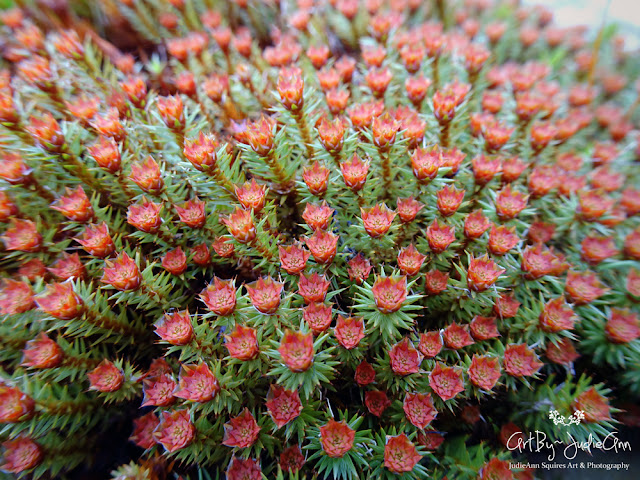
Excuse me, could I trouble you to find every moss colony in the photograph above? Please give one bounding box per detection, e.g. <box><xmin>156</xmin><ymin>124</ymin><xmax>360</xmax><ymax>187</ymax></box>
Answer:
<box><xmin>0</xmin><ymin>0</ymin><xmax>639</xmax><ymax>479</ymax></box>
